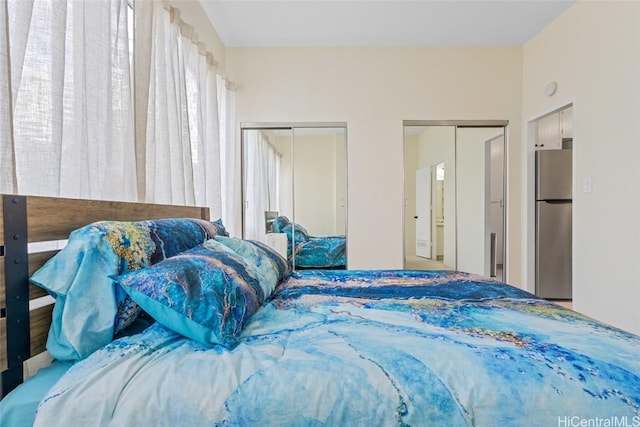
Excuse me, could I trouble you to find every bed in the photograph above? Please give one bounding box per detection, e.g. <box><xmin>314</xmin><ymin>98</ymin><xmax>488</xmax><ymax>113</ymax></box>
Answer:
<box><xmin>1</xmin><ymin>195</ymin><xmax>639</xmax><ymax>426</ymax></box>
<box><xmin>272</xmin><ymin>215</ymin><xmax>347</xmax><ymax>269</ymax></box>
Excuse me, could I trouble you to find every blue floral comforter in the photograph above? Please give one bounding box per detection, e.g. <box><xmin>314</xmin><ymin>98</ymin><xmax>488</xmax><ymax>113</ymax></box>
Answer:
<box><xmin>34</xmin><ymin>270</ymin><xmax>640</xmax><ymax>426</ymax></box>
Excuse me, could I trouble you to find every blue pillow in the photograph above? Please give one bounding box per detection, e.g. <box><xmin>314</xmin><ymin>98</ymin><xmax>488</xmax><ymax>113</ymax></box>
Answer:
<box><xmin>211</xmin><ymin>218</ymin><xmax>229</xmax><ymax>236</ymax></box>
<box><xmin>115</xmin><ymin>240</ymin><xmax>264</xmax><ymax>348</ymax></box>
<box><xmin>272</xmin><ymin>216</ymin><xmax>289</xmax><ymax>233</ymax></box>
<box><xmin>282</xmin><ymin>222</ymin><xmax>308</xmax><ymax>244</ymax></box>
<box><xmin>30</xmin><ymin>218</ymin><xmax>228</xmax><ymax>361</ymax></box>
<box><xmin>214</xmin><ymin>236</ymin><xmax>290</xmax><ymax>296</ymax></box>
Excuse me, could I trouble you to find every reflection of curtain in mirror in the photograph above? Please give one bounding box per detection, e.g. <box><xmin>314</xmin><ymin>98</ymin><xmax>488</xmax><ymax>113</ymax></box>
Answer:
<box><xmin>245</xmin><ymin>131</ymin><xmax>281</xmax><ymax>241</ymax></box>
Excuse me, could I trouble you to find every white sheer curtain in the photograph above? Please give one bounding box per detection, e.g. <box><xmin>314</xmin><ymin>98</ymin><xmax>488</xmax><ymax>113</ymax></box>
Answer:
<box><xmin>217</xmin><ymin>75</ymin><xmax>238</xmax><ymax>235</ymax></box>
<box><xmin>134</xmin><ymin>1</ymin><xmax>223</xmax><ymax>219</ymax></box>
<box><xmin>0</xmin><ymin>0</ymin><xmax>136</xmax><ymax>199</ymax></box>
<box><xmin>183</xmin><ymin>26</ymin><xmax>222</xmax><ymax>217</ymax></box>
<box><xmin>1</xmin><ymin>0</ymin><xmax>237</xmax><ymax>222</ymax></box>
<box><xmin>244</xmin><ymin>130</ymin><xmax>280</xmax><ymax>241</ymax></box>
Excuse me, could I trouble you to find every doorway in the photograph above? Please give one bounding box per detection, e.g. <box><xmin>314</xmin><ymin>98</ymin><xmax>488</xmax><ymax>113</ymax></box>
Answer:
<box><xmin>403</xmin><ymin>121</ymin><xmax>507</xmax><ymax>281</ymax></box>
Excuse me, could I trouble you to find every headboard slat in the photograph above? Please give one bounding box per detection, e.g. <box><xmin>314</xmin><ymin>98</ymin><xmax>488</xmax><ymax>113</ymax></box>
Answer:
<box><xmin>0</xmin><ymin>304</ymin><xmax>54</xmax><ymax>372</ymax></box>
<box><xmin>29</xmin><ymin>304</ymin><xmax>54</xmax><ymax>357</ymax></box>
<box><xmin>28</xmin><ymin>251</ymin><xmax>60</xmax><ymax>275</ymax></box>
<box><xmin>1</xmin><ymin>251</ymin><xmax>58</xmax><ymax>309</ymax></box>
<box><xmin>25</xmin><ymin>196</ymin><xmax>209</xmax><ymax>242</ymax></box>
<box><xmin>29</xmin><ymin>284</ymin><xmax>49</xmax><ymax>301</ymax></box>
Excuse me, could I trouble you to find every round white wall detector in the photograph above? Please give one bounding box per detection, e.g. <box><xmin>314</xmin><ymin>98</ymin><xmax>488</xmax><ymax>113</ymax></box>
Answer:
<box><xmin>544</xmin><ymin>81</ymin><xmax>558</xmax><ymax>97</ymax></box>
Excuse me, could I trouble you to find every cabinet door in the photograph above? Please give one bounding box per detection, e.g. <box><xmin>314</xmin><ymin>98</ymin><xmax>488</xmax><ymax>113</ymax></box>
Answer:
<box><xmin>535</xmin><ymin>112</ymin><xmax>561</xmax><ymax>150</ymax></box>
<box><xmin>561</xmin><ymin>106</ymin><xmax>573</xmax><ymax>139</ymax></box>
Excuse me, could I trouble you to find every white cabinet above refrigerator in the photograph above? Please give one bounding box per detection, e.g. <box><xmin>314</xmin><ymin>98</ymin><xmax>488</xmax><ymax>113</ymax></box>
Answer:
<box><xmin>534</xmin><ymin>112</ymin><xmax>562</xmax><ymax>150</ymax></box>
<box><xmin>532</xmin><ymin>105</ymin><xmax>573</xmax><ymax>150</ymax></box>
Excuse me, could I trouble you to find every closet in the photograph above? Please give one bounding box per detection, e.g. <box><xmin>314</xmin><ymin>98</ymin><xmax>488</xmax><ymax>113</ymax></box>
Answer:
<box><xmin>403</xmin><ymin>121</ymin><xmax>508</xmax><ymax>281</ymax></box>
<box><xmin>241</xmin><ymin>123</ymin><xmax>347</xmax><ymax>269</ymax></box>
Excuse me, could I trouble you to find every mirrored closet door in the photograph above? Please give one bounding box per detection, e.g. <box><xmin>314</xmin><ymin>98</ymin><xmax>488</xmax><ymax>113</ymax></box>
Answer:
<box><xmin>241</xmin><ymin>123</ymin><xmax>347</xmax><ymax>270</ymax></box>
<box><xmin>403</xmin><ymin>121</ymin><xmax>507</xmax><ymax>281</ymax></box>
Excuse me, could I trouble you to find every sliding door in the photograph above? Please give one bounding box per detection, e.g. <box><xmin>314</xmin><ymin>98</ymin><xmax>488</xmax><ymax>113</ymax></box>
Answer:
<box><xmin>242</xmin><ymin>123</ymin><xmax>347</xmax><ymax>270</ymax></box>
<box><xmin>403</xmin><ymin>121</ymin><xmax>507</xmax><ymax>281</ymax></box>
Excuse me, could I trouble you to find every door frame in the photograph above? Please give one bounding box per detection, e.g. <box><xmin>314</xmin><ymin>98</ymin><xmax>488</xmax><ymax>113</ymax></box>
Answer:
<box><xmin>402</xmin><ymin>120</ymin><xmax>509</xmax><ymax>279</ymax></box>
<box><xmin>524</xmin><ymin>102</ymin><xmax>574</xmax><ymax>296</ymax></box>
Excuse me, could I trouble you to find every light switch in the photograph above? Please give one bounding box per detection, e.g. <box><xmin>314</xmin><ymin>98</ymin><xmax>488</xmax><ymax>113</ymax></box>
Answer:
<box><xmin>583</xmin><ymin>177</ymin><xmax>592</xmax><ymax>193</ymax></box>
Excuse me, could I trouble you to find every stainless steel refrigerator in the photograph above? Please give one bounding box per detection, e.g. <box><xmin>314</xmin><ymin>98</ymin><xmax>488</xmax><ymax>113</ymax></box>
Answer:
<box><xmin>535</xmin><ymin>149</ymin><xmax>572</xmax><ymax>299</ymax></box>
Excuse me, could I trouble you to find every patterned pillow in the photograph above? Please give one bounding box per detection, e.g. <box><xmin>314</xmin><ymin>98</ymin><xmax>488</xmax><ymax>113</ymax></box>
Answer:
<box><xmin>283</xmin><ymin>222</ymin><xmax>309</xmax><ymax>244</ymax></box>
<box><xmin>280</xmin><ymin>222</ymin><xmax>309</xmax><ymax>259</ymax></box>
<box><xmin>30</xmin><ymin>218</ymin><xmax>228</xmax><ymax>361</ymax></box>
<box><xmin>211</xmin><ymin>218</ymin><xmax>229</xmax><ymax>236</ymax></box>
<box><xmin>115</xmin><ymin>240</ymin><xmax>264</xmax><ymax>348</ymax></box>
<box><xmin>272</xmin><ymin>216</ymin><xmax>289</xmax><ymax>233</ymax></box>
<box><xmin>214</xmin><ymin>236</ymin><xmax>290</xmax><ymax>296</ymax></box>
<box><xmin>112</xmin><ymin>219</ymin><xmax>230</xmax><ymax>332</ymax></box>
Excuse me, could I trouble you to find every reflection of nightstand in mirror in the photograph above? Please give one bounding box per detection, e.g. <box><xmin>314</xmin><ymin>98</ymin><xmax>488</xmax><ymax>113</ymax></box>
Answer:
<box><xmin>264</xmin><ymin>211</ymin><xmax>278</xmax><ymax>233</ymax></box>
<box><xmin>265</xmin><ymin>233</ymin><xmax>287</xmax><ymax>259</ymax></box>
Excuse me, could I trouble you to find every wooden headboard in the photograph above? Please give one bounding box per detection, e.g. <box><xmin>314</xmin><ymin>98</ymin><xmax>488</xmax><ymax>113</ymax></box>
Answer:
<box><xmin>0</xmin><ymin>195</ymin><xmax>210</xmax><ymax>397</ymax></box>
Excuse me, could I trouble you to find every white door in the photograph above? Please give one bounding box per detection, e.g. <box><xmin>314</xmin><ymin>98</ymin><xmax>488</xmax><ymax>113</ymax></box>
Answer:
<box><xmin>415</xmin><ymin>166</ymin><xmax>432</xmax><ymax>258</ymax></box>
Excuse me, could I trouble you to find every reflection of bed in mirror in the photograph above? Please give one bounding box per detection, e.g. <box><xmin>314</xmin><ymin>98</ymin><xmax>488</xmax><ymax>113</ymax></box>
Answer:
<box><xmin>272</xmin><ymin>216</ymin><xmax>346</xmax><ymax>269</ymax></box>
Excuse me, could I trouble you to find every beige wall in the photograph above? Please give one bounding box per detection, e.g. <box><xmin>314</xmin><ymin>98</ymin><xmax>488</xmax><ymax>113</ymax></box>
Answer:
<box><xmin>294</xmin><ymin>134</ymin><xmax>339</xmax><ymax>235</ymax></box>
<box><xmin>522</xmin><ymin>1</ymin><xmax>640</xmax><ymax>333</ymax></box>
<box><xmin>227</xmin><ymin>47</ymin><xmax>523</xmax><ymax>280</ymax></box>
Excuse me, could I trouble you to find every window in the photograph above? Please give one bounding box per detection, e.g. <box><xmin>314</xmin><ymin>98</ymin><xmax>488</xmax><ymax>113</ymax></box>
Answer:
<box><xmin>2</xmin><ymin>0</ymin><xmax>238</xmax><ymax>229</ymax></box>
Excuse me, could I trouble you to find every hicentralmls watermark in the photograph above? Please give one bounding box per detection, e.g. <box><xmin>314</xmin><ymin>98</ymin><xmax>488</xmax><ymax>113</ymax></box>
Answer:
<box><xmin>557</xmin><ymin>416</ymin><xmax>640</xmax><ymax>427</ymax></box>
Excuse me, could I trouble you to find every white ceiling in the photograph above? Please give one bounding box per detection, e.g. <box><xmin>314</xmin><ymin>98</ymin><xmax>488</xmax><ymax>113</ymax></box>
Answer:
<box><xmin>199</xmin><ymin>0</ymin><xmax>575</xmax><ymax>47</ymax></box>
